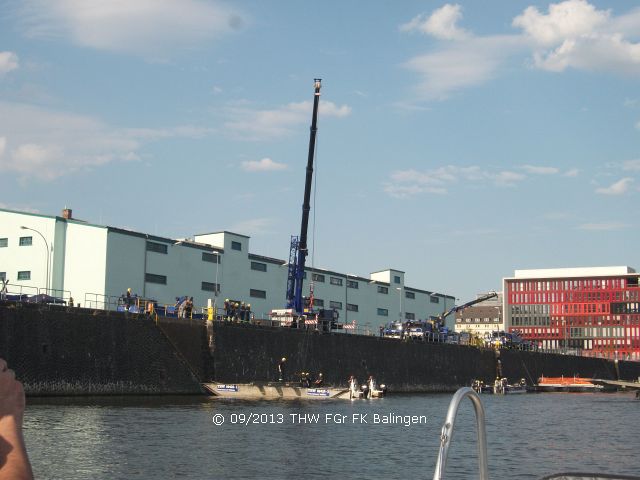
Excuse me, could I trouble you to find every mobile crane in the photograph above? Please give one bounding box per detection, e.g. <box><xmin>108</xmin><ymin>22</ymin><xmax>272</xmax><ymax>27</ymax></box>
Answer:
<box><xmin>285</xmin><ymin>79</ymin><xmax>321</xmax><ymax>315</ymax></box>
<box><xmin>270</xmin><ymin>79</ymin><xmax>337</xmax><ymax>331</ymax></box>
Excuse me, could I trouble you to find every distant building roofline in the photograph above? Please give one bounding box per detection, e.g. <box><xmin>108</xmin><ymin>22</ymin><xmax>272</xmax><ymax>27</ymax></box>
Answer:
<box><xmin>509</xmin><ymin>266</ymin><xmax>636</xmax><ymax>280</ymax></box>
<box><xmin>194</xmin><ymin>230</ymin><xmax>251</xmax><ymax>239</ymax></box>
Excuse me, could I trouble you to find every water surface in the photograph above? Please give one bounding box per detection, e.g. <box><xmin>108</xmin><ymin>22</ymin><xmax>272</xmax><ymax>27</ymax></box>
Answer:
<box><xmin>24</xmin><ymin>392</ymin><xmax>639</xmax><ymax>479</ymax></box>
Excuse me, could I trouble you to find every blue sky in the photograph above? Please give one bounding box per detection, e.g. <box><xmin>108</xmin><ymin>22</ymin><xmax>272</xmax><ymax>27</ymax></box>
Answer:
<box><xmin>1</xmin><ymin>0</ymin><xmax>639</xmax><ymax>302</ymax></box>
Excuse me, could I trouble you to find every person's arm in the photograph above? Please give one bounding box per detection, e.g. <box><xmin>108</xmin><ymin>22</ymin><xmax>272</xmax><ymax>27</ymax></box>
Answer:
<box><xmin>0</xmin><ymin>359</ymin><xmax>33</xmax><ymax>480</ymax></box>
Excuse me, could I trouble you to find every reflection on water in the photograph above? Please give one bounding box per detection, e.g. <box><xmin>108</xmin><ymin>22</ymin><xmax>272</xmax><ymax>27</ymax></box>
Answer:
<box><xmin>24</xmin><ymin>392</ymin><xmax>639</xmax><ymax>480</ymax></box>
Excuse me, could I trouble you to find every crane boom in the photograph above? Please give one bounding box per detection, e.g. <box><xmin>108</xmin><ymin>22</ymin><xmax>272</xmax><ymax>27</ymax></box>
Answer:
<box><xmin>436</xmin><ymin>291</ymin><xmax>498</xmax><ymax>326</ymax></box>
<box><xmin>286</xmin><ymin>79</ymin><xmax>322</xmax><ymax>314</ymax></box>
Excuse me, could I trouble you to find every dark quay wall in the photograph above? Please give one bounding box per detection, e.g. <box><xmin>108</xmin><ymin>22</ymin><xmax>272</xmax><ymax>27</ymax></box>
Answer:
<box><xmin>206</xmin><ymin>323</ymin><xmax>497</xmax><ymax>392</ymax></box>
<box><xmin>2</xmin><ymin>303</ymin><xmax>639</xmax><ymax>395</ymax></box>
<box><xmin>0</xmin><ymin>302</ymin><xmax>202</xmax><ymax>395</ymax></box>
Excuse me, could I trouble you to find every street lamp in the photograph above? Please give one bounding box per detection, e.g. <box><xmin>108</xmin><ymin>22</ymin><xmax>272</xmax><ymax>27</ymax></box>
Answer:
<box><xmin>396</xmin><ymin>287</ymin><xmax>403</xmax><ymax>321</ymax></box>
<box><xmin>20</xmin><ymin>226</ymin><xmax>50</xmax><ymax>293</ymax></box>
<box><xmin>212</xmin><ymin>251</ymin><xmax>221</xmax><ymax>312</ymax></box>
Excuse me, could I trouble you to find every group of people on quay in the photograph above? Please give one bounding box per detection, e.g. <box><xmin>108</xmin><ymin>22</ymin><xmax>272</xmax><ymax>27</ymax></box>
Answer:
<box><xmin>174</xmin><ymin>296</ymin><xmax>194</xmax><ymax>318</ymax></box>
<box><xmin>223</xmin><ymin>300</ymin><xmax>252</xmax><ymax>322</ymax></box>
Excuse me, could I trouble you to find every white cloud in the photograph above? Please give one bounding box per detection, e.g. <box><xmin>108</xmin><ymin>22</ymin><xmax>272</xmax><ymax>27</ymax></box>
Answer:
<box><xmin>513</xmin><ymin>0</ymin><xmax>609</xmax><ymax>46</ymax></box>
<box><xmin>494</xmin><ymin>170</ymin><xmax>526</xmax><ymax>186</ymax></box>
<box><xmin>0</xmin><ymin>101</ymin><xmax>213</xmax><ymax>181</ymax></box>
<box><xmin>623</xmin><ymin>159</ymin><xmax>640</xmax><ymax>171</ymax></box>
<box><xmin>228</xmin><ymin>218</ymin><xmax>276</xmax><ymax>236</ymax></box>
<box><xmin>384</xmin><ymin>184</ymin><xmax>447</xmax><ymax>198</ymax></box>
<box><xmin>514</xmin><ymin>1</ymin><xmax>640</xmax><ymax>74</ymax></box>
<box><xmin>0</xmin><ymin>137</ymin><xmax>5</xmax><ymax>157</ymax></box>
<box><xmin>0</xmin><ymin>51</ymin><xmax>19</xmax><ymax>75</ymax></box>
<box><xmin>224</xmin><ymin>100</ymin><xmax>351</xmax><ymax>141</ymax></box>
<box><xmin>595</xmin><ymin>177</ymin><xmax>634</xmax><ymax>195</ymax></box>
<box><xmin>241</xmin><ymin>157</ymin><xmax>287</xmax><ymax>173</ymax></box>
<box><xmin>403</xmin><ymin>35</ymin><xmax>524</xmax><ymax>100</ymax></box>
<box><xmin>401</xmin><ymin>1</ymin><xmax>640</xmax><ymax>102</ymax></box>
<box><xmin>384</xmin><ymin>164</ymin><xmax>527</xmax><ymax>197</ymax></box>
<box><xmin>563</xmin><ymin>168</ymin><xmax>580</xmax><ymax>177</ymax></box>
<box><xmin>522</xmin><ymin>164</ymin><xmax>560</xmax><ymax>174</ymax></box>
<box><xmin>400</xmin><ymin>4</ymin><xmax>469</xmax><ymax>41</ymax></box>
<box><xmin>16</xmin><ymin>0</ymin><xmax>245</xmax><ymax>59</ymax></box>
<box><xmin>578</xmin><ymin>222</ymin><xmax>630</xmax><ymax>231</ymax></box>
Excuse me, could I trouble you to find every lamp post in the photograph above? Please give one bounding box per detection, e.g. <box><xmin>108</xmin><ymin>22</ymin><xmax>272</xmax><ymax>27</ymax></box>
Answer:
<box><xmin>20</xmin><ymin>226</ymin><xmax>50</xmax><ymax>293</ymax></box>
<box><xmin>212</xmin><ymin>251</ymin><xmax>221</xmax><ymax>313</ymax></box>
<box><xmin>396</xmin><ymin>287</ymin><xmax>403</xmax><ymax>322</ymax></box>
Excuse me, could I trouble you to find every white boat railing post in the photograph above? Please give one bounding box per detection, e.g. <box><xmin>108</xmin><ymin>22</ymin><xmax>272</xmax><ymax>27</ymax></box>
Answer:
<box><xmin>433</xmin><ymin>387</ymin><xmax>489</xmax><ymax>480</ymax></box>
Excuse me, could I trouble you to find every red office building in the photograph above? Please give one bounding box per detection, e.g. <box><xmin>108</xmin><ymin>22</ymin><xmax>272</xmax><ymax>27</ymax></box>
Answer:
<box><xmin>503</xmin><ymin>267</ymin><xmax>640</xmax><ymax>360</ymax></box>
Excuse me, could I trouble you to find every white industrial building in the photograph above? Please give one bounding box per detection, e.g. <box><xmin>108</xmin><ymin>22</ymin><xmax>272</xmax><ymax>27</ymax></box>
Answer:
<box><xmin>0</xmin><ymin>207</ymin><xmax>455</xmax><ymax>330</ymax></box>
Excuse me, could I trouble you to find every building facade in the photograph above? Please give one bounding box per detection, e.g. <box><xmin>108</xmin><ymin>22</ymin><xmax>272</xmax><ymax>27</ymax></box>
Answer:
<box><xmin>0</xmin><ymin>207</ymin><xmax>455</xmax><ymax>330</ymax></box>
<box><xmin>454</xmin><ymin>292</ymin><xmax>503</xmax><ymax>336</ymax></box>
<box><xmin>504</xmin><ymin>267</ymin><xmax>640</xmax><ymax>360</ymax></box>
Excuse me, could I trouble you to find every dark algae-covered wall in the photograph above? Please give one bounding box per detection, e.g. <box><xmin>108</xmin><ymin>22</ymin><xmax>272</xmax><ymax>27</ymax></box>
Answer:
<box><xmin>208</xmin><ymin>323</ymin><xmax>496</xmax><ymax>392</ymax></box>
<box><xmin>1</xmin><ymin>303</ymin><xmax>639</xmax><ymax>395</ymax></box>
<box><xmin>0</xmin><ymin>302</ymin><xmax>201</xmax><ymax>395</ymax></box>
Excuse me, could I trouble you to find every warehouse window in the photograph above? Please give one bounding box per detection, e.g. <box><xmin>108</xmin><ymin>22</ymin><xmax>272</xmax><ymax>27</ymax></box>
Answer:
<box><xmin>0</xmin><ymin>238</ymin><xmax>7</xmax><ymax>247</ymax></box>
<box><xmin>405</xmin><ymin>312</ymin><xmax>415</xmax><ymax>320</ymax></box>
<box><xmin>430</xmin><ymin>296</ymin><xmax>440</xmax><ymax>304</ymax></box>
<box><xmin>405</xmin><ymin>291</ymin><xmax>415</xmax><ymax>299</ymax></box>
<box><xmin>145</xmin><ymin>273</ymin><xmax>167</xmax><ymax>284</ymax></box>
<box><xmin>377</xmin><ymin>286</ymin><xmax>388</xmax><ymax>294</ymax></box>
<box><xmin>231</xmin><ymin>241</ymin><xmax>242</xmax><ymax>251</ymax></box>
<box><xmin>201</xmin><ymin>282</ymin><xmax>220</xmax><ymax>292</ymax></box>
<box><xmin>346</xmin><ymin>303</ymin><xmax>358</xmax><ymax>312</ymax></box>
<box><xmin>202</xmin><ymin>252</ymin><xmax>221</xmax><ymax>263</ymax></box>
<box><xmin>250</xmin><ymin>289</ymin><xmax>266</xmax><ymax>299</ymax></box>
<box><xmin>330</xmin><ymin>277</ymin><xmax>343</xmax><ymax>286</ymax></box>
<box><xmin>0</xmin><ymin>272</ymin><xmax>5</xmax><ymax>281</ymax></box>
<box><xmin>312</xmin><ymin>273</ymin><xmax>325</xmax><ymax>283</ymax></box>
<box><xmin>347</xmin><ymin>280</ymin><xmax>358</xmax><ymax>289</ymax></box>
<box><xmin>251</xmin><ymin>261</ymin><xmax>267</xmax><ymax>272</ymax></box>
<box><xmin>377</xmin><ymin>308</ymin><xmax>389</xmax><ymax>316</ymax></box>
<box><xmin>314</xmin><ymin>298</ymin><xmax>325</xmax><ymax>307</ymax></box>
<box><xmin>329</xmin><ymin>301</ymin><xmax>343</xmax><ymax>310</ymax></box>
<box><xmin>146</xmin><ymin>241</ymin><xmax>168</xmax><ymax>254</ymax></box>
<box><xmin>19</xmin><ymin>236</ymin><xmax>32</xmax><ymax>246</ymax></box>
<box><xmin>394</xmin><ymin>275</ymin><xmax>401</xmax><ymax>284</ymax></box>
<box><xmin>17</xmin><ymin>271</ymin><xmax>31</xmax><ymax>281</ymax></box>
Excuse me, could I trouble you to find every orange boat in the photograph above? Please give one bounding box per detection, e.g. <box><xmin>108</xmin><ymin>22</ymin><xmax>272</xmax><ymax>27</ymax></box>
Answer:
<box><xmin>533</xmin><ymin>375</ymin><xmax>603</xmax><ymax>393</ymax></box>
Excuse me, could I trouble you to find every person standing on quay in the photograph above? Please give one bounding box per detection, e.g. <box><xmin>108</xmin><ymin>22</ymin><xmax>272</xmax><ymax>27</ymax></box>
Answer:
<box><xmin>277</xmin><ymin>357</ymin><xmax>287</xmax><ymax>382</ymax></box>
<box><xmin>0</xmin><ymin>358</ymin><xmax>34</xmax><ymax>480</ymax></box>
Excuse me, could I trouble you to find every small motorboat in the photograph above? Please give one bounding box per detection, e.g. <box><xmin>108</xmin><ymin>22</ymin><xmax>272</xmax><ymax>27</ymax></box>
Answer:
<box><xmin>202</xmin><ymin>381</ymin><xmax>351</xmax><ymax>400</ymax></box>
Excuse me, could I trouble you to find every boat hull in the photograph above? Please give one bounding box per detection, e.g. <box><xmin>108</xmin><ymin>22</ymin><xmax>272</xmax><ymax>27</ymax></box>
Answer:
<box><xmin>530</xmin><ymin>384</ymin><xmax>603</xmax><ymax>393</ymax></box>
<box><xmin>533</xmin><ymin>376</ymin><xmax>604</xmax><ymax>393</ymax></box>
<box><xmin>202</xmin><ymin>382</ymin><xmax>352</xmax><ymax>400</ymax></box>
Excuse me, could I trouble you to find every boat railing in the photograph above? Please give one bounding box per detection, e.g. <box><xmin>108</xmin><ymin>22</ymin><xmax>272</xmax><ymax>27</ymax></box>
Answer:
<box><xmin>433</xmin><ymin>387</ymin><xmax>489</xmax><ymax>480</ymax></box>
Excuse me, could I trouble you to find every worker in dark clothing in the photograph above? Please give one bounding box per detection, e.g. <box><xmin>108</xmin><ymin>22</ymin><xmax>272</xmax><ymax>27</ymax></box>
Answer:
<box><xmin>277</xmin><ymin>357</ymin><xmax>287</xmax><ymax>382</ymax></box>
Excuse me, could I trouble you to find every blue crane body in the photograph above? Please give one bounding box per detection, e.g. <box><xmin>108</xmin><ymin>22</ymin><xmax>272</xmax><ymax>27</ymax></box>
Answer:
<box><xmin>285</xmin><ymin>79</ymin><xmax>322</xmax><ymax>315</ymax></box>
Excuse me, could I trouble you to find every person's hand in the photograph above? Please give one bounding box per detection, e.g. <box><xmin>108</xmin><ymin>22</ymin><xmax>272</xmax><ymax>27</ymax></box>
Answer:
<box><xmin>0</xmin><ymin>358</ymin><xmax>32</xmax><ymax>480</ymax></box>
<box><xmin>0</xmin><ymin>359</ymin><xmax>25</xmax><ymax>424</ymax></box>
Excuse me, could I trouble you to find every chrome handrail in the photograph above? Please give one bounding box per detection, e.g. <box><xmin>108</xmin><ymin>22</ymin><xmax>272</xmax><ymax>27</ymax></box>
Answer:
<box><xmin>433</xmin><ymin>387</ymin><xmax>489</xmax><ymax>480</ymax></box>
